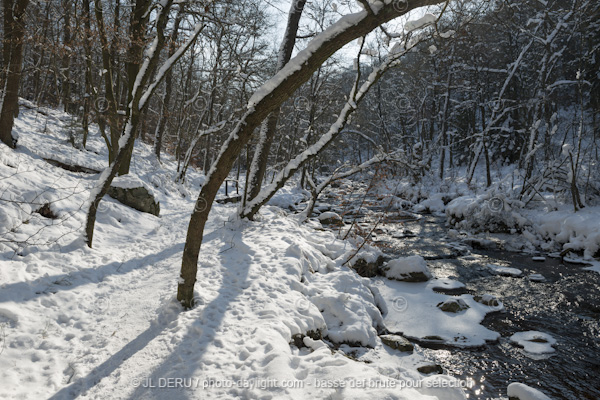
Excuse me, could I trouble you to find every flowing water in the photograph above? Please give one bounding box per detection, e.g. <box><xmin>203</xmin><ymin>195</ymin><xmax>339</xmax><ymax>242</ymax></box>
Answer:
<box><xmin>317</xmin><ymin>191</ymin><xmax>600</xmax><ymax>400</ymax></box>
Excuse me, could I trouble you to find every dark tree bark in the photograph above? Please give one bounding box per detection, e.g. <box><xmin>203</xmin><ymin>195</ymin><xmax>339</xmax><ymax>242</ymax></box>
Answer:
<box><xmin>85</xmin><ymin>1</ymin><xmax>205</xmax><ymax>247</ymax></box>
<box><xmin>117</xmin><ymin>0</ymin><xmax>153</xmax><ymax>176</ymax></box>
<box><xmin>154</xmin><ymin>5</ymin><xmax>185</xmax><ymax>162</ymax></box>
<box><xmin>0</xmin><ymin>0</ymin><xmax>29</xmax><ymax>148</ymax></box>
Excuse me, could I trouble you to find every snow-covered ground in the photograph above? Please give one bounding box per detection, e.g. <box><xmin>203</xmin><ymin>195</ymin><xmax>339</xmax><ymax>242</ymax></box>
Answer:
<box><xmin>0</xmin><ymin>104</ymin><xmax>488</xmax><ymax>399</ymax></box>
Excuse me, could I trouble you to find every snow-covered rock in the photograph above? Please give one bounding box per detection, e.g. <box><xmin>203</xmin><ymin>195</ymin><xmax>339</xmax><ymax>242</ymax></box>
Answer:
<box><xmin>510</xmin><ymin>331</ymin><xmax>556</xmax><ymax>354</ymax></box>
<box><xmin>382</xmin><ymin>255</ymin><xmax>432</xmax><ymax>282</ymax></box>
<box><xmin>473</xmin><ymin>294</ymin><xmax>500</xmax><ymax>307</ymax></box>
<box><xmin>446</xmin><ymin>194</ymin><xmax>528</xmax><ymax>233</ymax></box>
<box><xmin>536</xmin><ymin>207</ymin><xmax>600</xmax><ymax>259</ymax></box>
<box><xmin>507</xmin><ymin>382</ymin><xmax>553</xmax><ymax>400</ymax></box>
<box><xmin>437</xmin><ymin>298</ymin><xmax>470</xmax><ymax>313</ymax></box>
<box><xmin>487</xmin><ymin>263</ymin><xmax>523</xmax><ymax>277</ymax></box>
<box><xmin>318</xmin><ymin>211</ymin><xmax>343</xmax><ymax>225</ymax></box>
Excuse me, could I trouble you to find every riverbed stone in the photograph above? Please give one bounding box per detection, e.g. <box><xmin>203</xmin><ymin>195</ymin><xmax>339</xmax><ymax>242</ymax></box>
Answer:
<box><xmin>474</xmin><ymin>294</ymin><xmax>500</xmax><ymax>307</ymax></box>
<box><xmin>318</xmin><ymin>211</ymin><xmax>343</xmax><ymax>226</ymax></box>
<box><xmin>417</xmin><ymin>364</ymin><xmax>443</xmax><ymax>374</ymax></box>
<box><xmin>352</xmin><ymin>255</ymin><xmax>387</xmax><ymax>278</ymax></box>
<box><xmin>380</xmin><ymin>334</ymin><xmax>414</xmax><ymax>352</ymax></box>
<box><xmin>437</xmin><ymin>298</ymin><xmax>470</xmax><ymax>313</ymax></box>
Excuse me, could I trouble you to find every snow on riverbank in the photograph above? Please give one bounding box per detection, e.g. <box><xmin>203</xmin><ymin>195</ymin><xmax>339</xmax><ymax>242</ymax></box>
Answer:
<box><xmin>0</xmin><ymin>104</ymin><xmax>470</xmax><ymax>399</ymax></box>
<box><xmin>373</xmin><ymin>173</ymin><xmax>600</xmax><ymax>267</ymax></box>
<box><xmin>373</xmin><ymin>277</ymin><xmax>503</xmax><ymax>347</ymax></box>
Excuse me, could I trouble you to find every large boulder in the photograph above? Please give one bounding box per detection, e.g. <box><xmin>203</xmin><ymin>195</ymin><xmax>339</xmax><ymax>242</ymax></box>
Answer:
<box><xmin>380</xmin><ymin>334</ymin><xmax>414</xmax><ymax>352</ymax></box>
<box><xmin>108</xmin><ymin>176</ymin><xmax>160</xmax><ymax>216</ymax></box>
<box><xmin>382</xmin><ymin>255</ymin><xmax>432</xmax><ymax>282</ymax></box>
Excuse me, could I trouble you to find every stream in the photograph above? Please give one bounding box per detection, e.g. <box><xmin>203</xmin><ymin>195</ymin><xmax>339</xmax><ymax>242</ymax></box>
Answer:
<box><xmin>314</xmin><ymin>190</ymin><xmax>600</xmax><ymax>400</ymax></box>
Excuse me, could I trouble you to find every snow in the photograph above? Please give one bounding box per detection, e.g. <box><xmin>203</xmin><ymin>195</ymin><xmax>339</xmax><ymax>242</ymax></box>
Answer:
<box><xmin>383</xmin><ymin>255</ymin><xmax>432</xmax><ymax>281</ymax></box>
<box><xmin>507</xmin><ymin>382</ymin><xmax>553</xmax><ymax>400</ymax></box>
<box><xmin>528</xmin><ymin>273</ymin><xmax>546</xmax><ymax>282</ymax></box>
<box><xmin>510</xmin><ymin>331</ymin><xmax>556</xmax><ymax>354</ymax></box>
<box><xmin>317</xmin><ymin>211</ymin><xmax>342</xmax><ymax>222</ymax></box>
<box><xmin>404</xmin><ymin>13</ymin><xmax>436</xmax><ymax>31</ymax></box>
<box><xmin>111</xmin><ymin>174</ymin><xmax>150</xmax><ymax>190</ymax></box>
<box><xmin>0</xmin><ymin>103</ymin><xmax>469</xmax><ymax>399</ymax></box>
<box><xmin>373</xmin><ymin>277</ymin><xmax>502</xmax><ymax>347</ymax></box>
<box><xmin>535</xmin><ymin>207</ymin><xmax>600</xmax><ymax>259</ymax></box>
<box><xmin>487</xmin><ymin>263</ymin><xmax>523</xmax><ymax>277</ymax></box>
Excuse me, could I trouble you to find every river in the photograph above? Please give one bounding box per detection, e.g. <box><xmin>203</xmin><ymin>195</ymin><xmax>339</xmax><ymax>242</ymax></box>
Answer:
<box><xmin>316</xmin><ymin>190</ymin><xmax>600</xmax><ymax>400</ymax></box>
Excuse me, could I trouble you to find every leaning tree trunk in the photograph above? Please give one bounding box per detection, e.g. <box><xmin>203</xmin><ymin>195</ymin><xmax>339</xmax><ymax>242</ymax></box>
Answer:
<box><xmin>177</xmin><ymin>1</ymin><xmax>443</xmax><ymax>308</ymax></box>
<box><xmin>0</xmin><ymin>0</ymin><xmax>29</xmax><ymax>148</ymax></box>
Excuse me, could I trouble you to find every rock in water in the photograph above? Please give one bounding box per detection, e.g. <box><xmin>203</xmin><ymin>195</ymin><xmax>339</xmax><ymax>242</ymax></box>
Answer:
<box><xmin>507</xmin><ymin>382</ymin><xmax>552</xmax><ymax>400</ymax></box>
<box><xmin>380</xmin><ymin>334</ymin><xmax>414</xmax><ymax>352</ymax></box>
<box><xmin>437</xmin><ymin>298</ymin><xmax>470</xmax><ymax>313</ymax></box>
<box><xmin>417</xmin><ymin>364</ymin><xmax>443</xmax><ymax>375</ymax></box>
<box><xmin>382</xmin><ymin>255</ymin><xmax>432</xmax><ymax>282</ymax></box>
<box><xmin>474</xmin><ymin>294</ymin><xmax>500</xmax><ymax>307</ymax></box>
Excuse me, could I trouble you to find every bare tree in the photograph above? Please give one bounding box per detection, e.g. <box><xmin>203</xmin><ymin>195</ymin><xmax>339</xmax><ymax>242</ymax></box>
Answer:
<box><xmin>0</xmin><ymin>0</ymin><xmax>29</xmax><ymax>148</ymax></box>
<box><xmin>177</xmin><ymin>1</ymin><xmax>445</xmax><ymax>308</ymax></box>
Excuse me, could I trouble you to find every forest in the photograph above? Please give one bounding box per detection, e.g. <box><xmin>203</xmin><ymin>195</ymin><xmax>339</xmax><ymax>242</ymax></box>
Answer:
<box><xmin>1</xmin><ymin>1</ymin><xmax>599</xmax><ymax>399</ymax></box>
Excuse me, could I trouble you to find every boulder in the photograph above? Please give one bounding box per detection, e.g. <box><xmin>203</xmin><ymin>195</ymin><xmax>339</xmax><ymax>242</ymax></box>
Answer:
<box><xmin>437</xmin><ymin>298</ymin><xmax>470</xmax><ymax>313</ymax></box>
<box><xmin>318</xmin><ymin>211</ymin><xmax>343</xmax><ymax>226</ymax></box>
<box><xmin>417</xmin><ymin>364</ymin><xmax>443</xmax><ymax>375</ymax></box>
<box><xmin>382</xmin><ymin>255</ymin><xmax>432</xmax><ymax>282</ymax></box>
<box><xmin>474</xmin><ymin>294</ymin><xmax>500</xmax><ymax>307</ymax></box>
<box><xmin>352</xmin><ymin>255</ymin><xmax>387</xmax><ymax>278</ymax></box>
<box><xmin>380</xmin><ymin>334</ymin><xmax>414</xmax><ymax>352</ymax></box>
<box><xmin>108</xmin><ymin>176</ymin><xmax>160</xmax><ymax>216</ymax></box>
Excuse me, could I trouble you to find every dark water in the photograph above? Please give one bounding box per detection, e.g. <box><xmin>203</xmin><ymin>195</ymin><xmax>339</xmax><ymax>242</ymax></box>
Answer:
<box><xmin>374</xmin><ymin>215</ymin><xmax>600</xmax><ymax>400</ymax></box>
<box><xmin>317</xmin><ymin>192</ymin><xmax>600</xmax><ymax>400</ymax></box>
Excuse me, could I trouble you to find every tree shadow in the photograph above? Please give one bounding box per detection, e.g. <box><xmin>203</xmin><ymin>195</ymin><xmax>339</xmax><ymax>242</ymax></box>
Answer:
<box><xmin>124</xmin><ymin>232</ymin><xmax>254</xmax><ymax>400</ymax></box>
<box><xmin>47</xmin><ymin>309</ymin><xmax>180</xmax><ymax>400</ymax></box>
<box><xmin>45</xmin><ymin>225</ymin><xmax>253</xmax><ymax>400</ymax></box>
<box><xmin>0</xmin><ymin>244</ymin><xmax>183</xmax><ymax>304</ymax></box>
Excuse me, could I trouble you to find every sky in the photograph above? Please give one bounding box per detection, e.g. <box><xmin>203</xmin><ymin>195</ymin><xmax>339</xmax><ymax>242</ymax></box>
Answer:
<box><xmin>265</xmin><ymin>1</ymin><xmax>430</xmax><ymax>64</ymax></box>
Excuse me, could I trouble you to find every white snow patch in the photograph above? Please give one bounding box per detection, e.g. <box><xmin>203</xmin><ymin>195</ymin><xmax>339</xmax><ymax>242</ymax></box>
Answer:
<box><xmin>510</xmin><ymin>331</ymin><xmax>556</xmax><ymax>354</ymax></box>
<box><xmin>487</xmin><ymin>263</ymin><xmax>523</xmax><ymax>277</ymax></box>
<box><xmin>507</xmin><ymin>382</ymin><xmax>553</xmax><ymax>400</ymax></box>
<box><xmin>374</xmin><ymin>277</ymin><xmax>502</xmax><ymax>347</ymax></box>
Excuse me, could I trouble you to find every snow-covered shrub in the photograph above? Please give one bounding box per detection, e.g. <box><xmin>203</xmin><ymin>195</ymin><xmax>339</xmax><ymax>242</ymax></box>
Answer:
<box><xmin>446</xmin><ymin>193</ymin><xmax>528</xmax><ymax>233</ymax></box>
<box><xmin>308</xmin><ymin>271</ymin><xmax>384</xmax><ymax>347</ymax></box>
<box><xmin>536</xmin><ymin>207</ymin><xmax>600</xmax><ymax>258</ymax></box>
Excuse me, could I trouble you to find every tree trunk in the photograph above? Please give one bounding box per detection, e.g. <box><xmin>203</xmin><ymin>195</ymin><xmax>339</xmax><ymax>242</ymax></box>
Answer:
<box><xmin>85</xmin><ymin>0</ymin><xmax>204</xmax><ymax>246</ymax></box>
<box><xmin>244</xmin><ymin>0</ymin><xmax>306</xmax><ymax>204</ymax></box>
<box><xmin>177</xmin><ymin>1</ymin><xmax>442</xmax><ymax>308</ymax></box>
<box><xmin>0</xmin><ymin>0</ymin><xmax>29</xmax><ymax>148</ymax></box>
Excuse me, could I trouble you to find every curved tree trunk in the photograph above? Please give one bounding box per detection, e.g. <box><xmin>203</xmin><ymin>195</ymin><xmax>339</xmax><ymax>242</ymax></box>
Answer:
<box><xmin>177</xmin><ymin>1</ymin><xmax>443</xmax><ymax>308</ymax></box>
